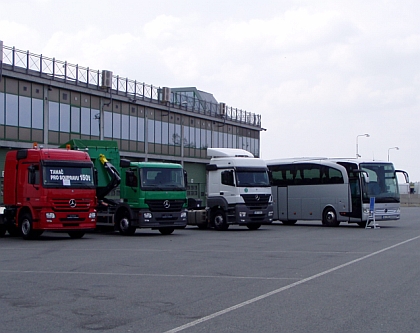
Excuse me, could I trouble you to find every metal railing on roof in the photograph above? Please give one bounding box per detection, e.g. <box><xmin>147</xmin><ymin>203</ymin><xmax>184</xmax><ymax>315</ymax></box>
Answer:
<box><xmin>1</xmin><ymin>44</ymin><xmax>261</xmax><ymax>127</ymax></box>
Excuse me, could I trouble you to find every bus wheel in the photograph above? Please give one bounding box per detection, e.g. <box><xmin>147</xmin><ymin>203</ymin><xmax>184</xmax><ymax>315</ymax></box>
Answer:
<box><xmin>322</xmin><ymin>208</ymin><xmax>340</xmax><ymax>227</ymax></box>
<box><xmin>213</xmin><ymin>210</ymin><xmax>229</xmax><ymax>231</ymax></box>
<box><xmin>117</xmin><ymin>211</ymin><xmax>136</xmax><ymax>236</ymax></box>
<box><xmin>159</xmin><ymin>228</ymin><xmax>174</xmax><ymax>235</ymax></box>
<box><xmin>68</xmin><ymin>231</ymin><xmax>85</xmax><ymax>239</ymax></box>
<box><xmin>281</xmin><ymin>220</ymin><xmax>297</xmax><ymax>225</ymax></box>
<box><xmin>19</xmin><ymin>213</ymin><xmax>42</xmax><ymax>239</ymax></box>
<box><xmin>246</xmin><ymin>223</ymin><xmax>261</xmax><ymax>230</ymax></box>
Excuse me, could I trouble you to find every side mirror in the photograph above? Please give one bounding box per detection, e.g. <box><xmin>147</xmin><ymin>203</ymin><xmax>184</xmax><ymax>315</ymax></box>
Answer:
<box><xmin>353</xmin><ymin>169</ymin><xmax>370</xmax><ymax>183</ymax></box>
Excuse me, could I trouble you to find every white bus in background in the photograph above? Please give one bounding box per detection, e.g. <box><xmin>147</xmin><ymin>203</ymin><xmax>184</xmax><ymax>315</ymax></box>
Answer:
<box><xmin>266</xmin><ymin>158</ymin><xmax>409</xmax><ymax>227</ymax></box>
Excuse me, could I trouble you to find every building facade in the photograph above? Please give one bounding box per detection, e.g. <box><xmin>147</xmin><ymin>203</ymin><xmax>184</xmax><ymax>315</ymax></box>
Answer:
<box><xmin>0</xmin><ymin>41</ymin><xmax>264</xmax><ymax>202</ymax></box>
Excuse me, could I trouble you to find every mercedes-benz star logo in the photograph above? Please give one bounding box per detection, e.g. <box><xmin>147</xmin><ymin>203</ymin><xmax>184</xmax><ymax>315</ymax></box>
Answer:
<box><xmin>255</xmin><ymin>195</ymin><xmax>260</xmax><ymax>201</ymax></box>
<box><xmin>163</xmin><ymin>200</ymin><xmax>171</xmax><ymax>209</ymax></box>
<box><xmin>69</xmin><ymin>199</ymin><xmax>77</xmax><ymax>208</ymax></box>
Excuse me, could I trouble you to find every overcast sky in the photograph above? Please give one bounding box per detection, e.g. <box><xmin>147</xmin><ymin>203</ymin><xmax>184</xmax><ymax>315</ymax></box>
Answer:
<box><xmin>1</xmin><ymin>0</ymin><xmax>419</xmax><ymax>182</ymax></box>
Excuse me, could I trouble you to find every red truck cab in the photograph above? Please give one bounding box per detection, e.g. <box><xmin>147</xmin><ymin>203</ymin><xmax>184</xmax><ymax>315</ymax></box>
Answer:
<box><xmin>1</xmin><ymin>145</ymin><xmax>97</xmax><ymax>239</ymax></box>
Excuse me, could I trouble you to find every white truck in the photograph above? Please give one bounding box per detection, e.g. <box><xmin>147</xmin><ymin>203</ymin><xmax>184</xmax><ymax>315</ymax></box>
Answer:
<box><xmin>188</xmin><ymin>148</ymin><xmax>274</xmax><ymax>230</ymax></box>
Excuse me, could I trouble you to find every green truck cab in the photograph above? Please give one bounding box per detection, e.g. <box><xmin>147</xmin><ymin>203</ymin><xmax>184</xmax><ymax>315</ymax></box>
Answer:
<box><xmin>63</xmin><ymin>140</ymin><xmax>188</xmax><ymax>235</ymax></box>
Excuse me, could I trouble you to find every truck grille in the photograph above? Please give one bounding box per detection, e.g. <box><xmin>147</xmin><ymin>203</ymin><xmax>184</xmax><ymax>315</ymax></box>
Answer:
<box><xmin>241</xmin><ymin>194</ymin><xmax>271</xmax><ymax>209</ymax></box>
<box><xmin>145</xmin><ymin>199</ymin><xmax>185</xmax><ymax>212</ymax></box>
<box><xmin>52</xmin><ymin>198</ymin><xmax>92</xmax><ymax>211</ymax></box>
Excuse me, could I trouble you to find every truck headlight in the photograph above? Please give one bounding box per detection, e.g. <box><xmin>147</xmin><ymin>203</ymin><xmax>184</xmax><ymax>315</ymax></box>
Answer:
<box><xmin>89</xmin><ymin>212</ymin><xmax>96</xmax><ymax>219</ymax></box>
<box><xmin>181</xmin><ymin>212</ymin><xmax>187</xmax><ymax>218</ymax></box>
<box><xmin>143</xmin><ymin>212</ymin><xmax>152</xmax><ymax>219</ymax></box>
<box><xmin>239</xmin><ymin>212</ymin><xmax>247</xmax><ymax>217</ymax></box>
<box><xmin>46</xmin><ymin>212</ymin><xmax>56</xmax><ymax>219</ymax></box>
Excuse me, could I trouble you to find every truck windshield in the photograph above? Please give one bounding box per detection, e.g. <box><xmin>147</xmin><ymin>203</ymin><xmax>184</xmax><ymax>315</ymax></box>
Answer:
<box><xmin>42</xmin><ymin>162</ymin><xmax>95</xmax><ymax>189</ymax></box>
<box><xmin>140</xmin><ymin>167</ymin><xmax>186</xmax><ymax>191</ymax></box>
<box><xmin>236</xmin><ymin>168</ymin><xmax>270</xmax><ymax>187</ymax></box>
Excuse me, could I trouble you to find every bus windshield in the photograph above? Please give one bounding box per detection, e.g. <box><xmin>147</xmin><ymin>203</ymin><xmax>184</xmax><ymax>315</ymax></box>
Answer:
<box><xmin>42</xmin><ymin>162</ymin><xmax>95</xmax><ymax>189</ymax></box>
<box><xmin>361</xmin><ymin>163</ymin><xmax>399</xmax><ymax>202</ymax></box>
<box><xmin>236</xmin><ymin>168</ymin><xmax>270</xmax><ymax>187</ymax></box>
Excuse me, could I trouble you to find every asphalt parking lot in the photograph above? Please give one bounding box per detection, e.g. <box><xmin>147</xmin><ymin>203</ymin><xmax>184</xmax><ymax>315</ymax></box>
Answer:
<box><xmin>1</xmin><ymin>207</ymin><xmax>420</xmax><ymax>333</ymax></box>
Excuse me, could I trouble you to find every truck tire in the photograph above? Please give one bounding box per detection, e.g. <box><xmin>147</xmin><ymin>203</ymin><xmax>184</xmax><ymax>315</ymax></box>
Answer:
<box><xmin>212</xmin><ymin>210</ymin><xmax>229</xmax><ymax>231</ymax></box>
<box><xmin>117</xmin><ymin>211</ymin><xmax>136</xmax><ymax>236</ymax></box>
<box><xmin>159</xmin><ymin>228</ymin><xmax>174</xmax><ymax>235</ymax></box>
<box><xmin>0</xmin><ymin>224</ymin><xmax>6</xmax><ymax>237</ymax></box>
<box><xmin>68</xmin><ymin>231</ymin><xmax>85</xmax><ymax>239</ymax></box>
<box><xmin>7</xmin><ymin>225</ymin><xmax>20</xmax><ymax>237</ymax></box>
<box><xmin>19</xmin><ymin>213</ymin><xmax>43</xmax><ymax>240</ymax></box>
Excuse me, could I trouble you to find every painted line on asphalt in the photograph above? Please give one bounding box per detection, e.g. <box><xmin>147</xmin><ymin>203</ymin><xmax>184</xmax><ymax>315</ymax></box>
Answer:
<box><xmin>0</xmin><ymin>269</ymin><xmax>299</xmax><ymax>281</ymax></box>
<box><xmin>164</xmin><ymin>234</ymin><xmax>420</xmax><ymax>333</ymax></box>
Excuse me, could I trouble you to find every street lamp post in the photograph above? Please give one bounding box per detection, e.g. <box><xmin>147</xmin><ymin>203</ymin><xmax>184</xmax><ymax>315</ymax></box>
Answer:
<box><xmin>356</xmin><ymin>134</ymin><xmax>370</xmax><ymax>158</ymax></box>
<box><xmin>387</xmin><ymin>146</ymin><xmax>399</xmax><ymax>161</ymax></box>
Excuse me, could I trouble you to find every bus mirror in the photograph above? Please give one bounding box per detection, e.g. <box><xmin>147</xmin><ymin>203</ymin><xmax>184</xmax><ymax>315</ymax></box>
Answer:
<box><xmin>395</xmin><ymin>170</ymin><xmax>409</xmax><ymax>183</ymax></box>
<box><xmin>354</xmin><ymin>169</ymin><xmax>370</xmax><ymax>183</ymax></box>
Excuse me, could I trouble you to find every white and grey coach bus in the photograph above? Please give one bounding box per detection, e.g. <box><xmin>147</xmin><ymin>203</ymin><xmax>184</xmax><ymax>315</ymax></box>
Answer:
<box><xmin>266</xmin><ymin>158</ymin><xmax>409</xmax><ymax>227</ymax></box>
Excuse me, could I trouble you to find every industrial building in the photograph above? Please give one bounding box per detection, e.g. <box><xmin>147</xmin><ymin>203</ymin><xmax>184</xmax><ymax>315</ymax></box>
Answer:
<box><xmin>0</xmin><ymin>41</ymin><xmax>265</xmax><ymax>203</ymax></box>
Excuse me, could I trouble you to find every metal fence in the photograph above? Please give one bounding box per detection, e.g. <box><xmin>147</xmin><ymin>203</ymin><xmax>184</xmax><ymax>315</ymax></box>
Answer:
<box><xmin>1</xmin><ymin>44</ymin><xmax>261</xmax><ymax>127</ymax></box>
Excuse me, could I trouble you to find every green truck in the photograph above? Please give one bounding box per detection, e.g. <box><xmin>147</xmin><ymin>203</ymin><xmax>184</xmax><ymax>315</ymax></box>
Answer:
<box><xmin>63</xmin><ymin>140</ymin><xmax>188</xmax><ymax>235</ymax></box>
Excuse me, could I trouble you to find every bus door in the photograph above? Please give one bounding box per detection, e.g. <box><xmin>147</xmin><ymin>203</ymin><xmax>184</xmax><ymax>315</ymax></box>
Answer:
<box><xmin>272</xmin><ymin>185</ymin><xmax>288</xmax><ymax>221</ymax></box>
<box><xmin>338</xmin><ymin>162</ymin><xmax>363</xmax><ymax>220</ymax></box>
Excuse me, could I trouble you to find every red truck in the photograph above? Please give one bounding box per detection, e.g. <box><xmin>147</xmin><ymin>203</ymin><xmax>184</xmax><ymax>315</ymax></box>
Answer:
<box><xmin>0</xmin><ymin>144</ymin><xmax>97</xmax><ymax>239</ymax></box>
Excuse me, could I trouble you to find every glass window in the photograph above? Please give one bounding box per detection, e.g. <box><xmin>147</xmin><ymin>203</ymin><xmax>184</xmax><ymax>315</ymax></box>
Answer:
<box><xmin>49</xmin><ymin>101</ymin><xmax>59</xmax><ymax>131</ymax></box>
<box><xmin>147</xmin><ymin>119</ymin><xmax>154</xmax><ymax>143</ymax></box>
<box><xmin>32</xmin><ymin>98</ymin><xmax>43</xmax><ymax>129</ymax></box>
<box><xmin>0</xmin><ymin>92</ymin><xmax>4</xmax><ymax>124</ymax></box>
<box><xmin>5</xmin><ymin>94</ymin><xmax>18</xmax><ymax>126</ymax></box>
<box><xmin>174</xmin><ymin>124</ymin><xmax>181</xmax><ymax>146</ymax></box>
<box><xmin>212</xmin><ymin>129</ymin><xmax>218</xmax><ymax>147</ymax></box>
<box><xmin>104</xmin><ymin>111</ymin><xmax>112</xmax><ymax>138</ymax></box>
<box><xmin>169</xmin><ymin>122</ymin><xmax>175</xmax><ymax>146</ymax></box>
<box><xmin>155</xmin><ymin>120</ymin><xmax>162</xmax><ymax>144</ymax></box>
<box><xmin>71</xmin><ymin>106</ymin><xmax>80</xmax><ymax>133</ymax></box>
<box><xmin>121</xmin><ymin>114</ymin><xmax>129</xmax><ymax>140</ymax></box>
<box><xmin>19</xmin><ymin>96</ymin><xmax>31</xmax><ymax>128</ymax></box>
<box><xmin>113</xmin><ymin>113</ymin><xmax>121</xmax><ymax>139</ymax></box>
<box><xmin>184</xmin><ymin>126</ymin><xmax>190</xmax><ymax>147</ymax></box>
<box><xmin>162</xmin><ymin>121</ymin><xmax>168</xmax><ymax>145</ymax></box>
<box><xmin>129</xmin><ymin>115</ymin><xmax>137</xmax><ymax>140</ymax></box>
<box><xmin>138</xmin><ymin>117</ymin><xmax>144</xmax><ymax>142</ymax></box>
<box><xmin>60</xmin><ymin>103</ymin><xmax>70</xmax><ymax>132</ymax></box>
<box><xmin>195</xmin><ymin>127</ymin><xmax>200</xmax><ymax>149</ymax></box>
<box><xmin>91</xmin><ymin>109</ymin><xmax>100</xmax><ymax>136</ymax></box>
<box><xmin>81</xmin><ymin>107</ymin><xmax>90</xmax><ymax>135</ymax></box>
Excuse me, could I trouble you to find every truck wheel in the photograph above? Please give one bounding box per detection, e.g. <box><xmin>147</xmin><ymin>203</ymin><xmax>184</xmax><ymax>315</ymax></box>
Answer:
<box><xmin>159</xmin><ymin>228</ymin><xmax>174</xmax><ymax>235</ymax></box>
<box><xmin>19</xmin><ymin>213</ymin><xmax>42</xmax><ymax>240</ymax></box>
<box><xmin>246</xmin><ymin>223</ymin><xmax>261</xmax><ymax>230</ymax></box>
<box><xmin>0</xmin><ymin>225</ymin><xmax>6</xmax><ymax>237</ymax></box>
<box><xmin>68</xmin><ymin>231</ymin><xmax>85</xmax><ymax>239</ymax></box>
<box><xmin>213</xmin><ymin>210</ymin><xmax>229</xmax><ymax>231</ymax></box>
<box><xmin>322</xmin><ymin>207</ymin><xmax>340</xmax><ymax>227</ymax></box>
<box><xmin>7</xmin><ymin>225</ymin><xmax>20</xmax><ymax>237</ymax></box>
<box><xmin>117</xmin><ymin>211</ymin><xmax>136</xmax><ymax>236</ymax></box>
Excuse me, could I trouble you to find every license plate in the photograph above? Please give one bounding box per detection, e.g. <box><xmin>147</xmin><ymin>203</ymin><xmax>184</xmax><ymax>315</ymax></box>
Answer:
<box><xmin>254</xmin><ymin>211</ymin><xmax>263</xmax><ymax>215</ymax></box>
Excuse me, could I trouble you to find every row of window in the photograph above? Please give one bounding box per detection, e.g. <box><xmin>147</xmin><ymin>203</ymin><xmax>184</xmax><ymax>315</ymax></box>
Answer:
<box><xmin>269</xmin><ymin>163</ymin><xmax>345</xmax><ymax>186</ymax></box>
<box><xmin>0</xmin><ymin>91</ymin><xmax>260</xmax><ymax>156</ymax></box>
